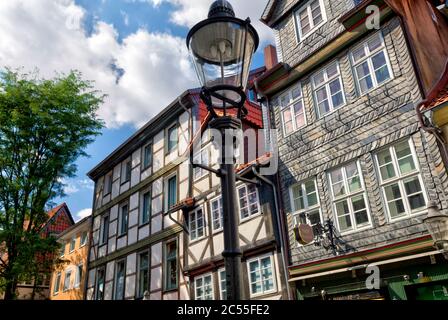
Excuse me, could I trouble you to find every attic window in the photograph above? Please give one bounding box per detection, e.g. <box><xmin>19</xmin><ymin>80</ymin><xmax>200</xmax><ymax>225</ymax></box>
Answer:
<box><xmin>294</xmin><ymin>0</ymin><xmax>327</xmax><ymax>42</ymax></box>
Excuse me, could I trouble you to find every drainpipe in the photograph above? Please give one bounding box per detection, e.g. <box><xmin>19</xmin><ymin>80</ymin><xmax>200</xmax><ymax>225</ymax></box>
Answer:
<box><xmin>83</xmin><ymin>181</ymin><xmax>97</xmax><ymax>300</ymax></box>
<box><xmin>251</xmin><ymin>166</ymin><xmax>292</xmax><ymax>300</ymax></box>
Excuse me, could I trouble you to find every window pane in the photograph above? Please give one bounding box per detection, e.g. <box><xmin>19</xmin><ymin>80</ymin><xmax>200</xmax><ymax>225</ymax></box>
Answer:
<box><xmin>352</xmin><ymin>195</ymin><xmax>369</xmax><ymax>225</ymax></box>
<box><xmin>374</xmin><ymin>65</ymin><xmax>390</xmax><ymax>84</ymax></box>
<box><xmin>388</xmin><ymin>199</ymin><xmax>406</xmax><ymax>218</ymax></box>
<box><xmin>327</xmin><ymin>63</ymin><xmax>339</xmax><ymax>78</ymax></box>
<box><xmin>300</xmin><ymin>10</ymin><xmax>310</xmax><ymax>35</ymax></box>
<box><xmin>305</xmin><ymin>180</ymin><xmax>317</xmax><ymax>207</ymax></box>
<box><xmin>308</xmin><ymin>210</ymin><xmax>321</xmax><ymax>225</ymax></box>
<box><xmin>316</xmin><ymin>87</ymin><xmax>327</xmax><ymax>103</ymax></box>
<box><xmin>348</xmin><ymin>176</ymin><xmax>361</xmax><ymax>192</ymax></box>
<box><xmin>385</xmin><ymin>183</ymin><xmax>402</xmax><ymax>201</ymax></box>
<box><xmin>352</xmin><ymin>46</ymin><xmax>366</xmax><ymax>63</ymax></box>
<box><xmin>404</xmin><ymin>177</ymin><xmax>425</xmax><ymax>210</ymax></box>
<box><xmin>380</xmin><ymin>164</ymin><xmax>396</xmax><ymax>181</ymax></box>
<box><xmin>292</xmin><ymin>86</ymin><xmax>302</xmax><ymax>100</ymax></box>
<box><xmin>368</xmin><ymin>34</ymin><xmax>382</xmax><ymax>52</ymax></box>
<box><xmin>318</xmin><ymin>100</ymin><xmax>330</xmax><ymax>116</ymax></box>
<box><xmin>329</xmin><ymin>78</ymin><xmax>341</xmax><ymax>95</ymax></box>
<box><xmin>335</xmin><ymin>201</ymin><xmax>352</xmax><ymax>231</ymax></box>
<box><xmin>371</xmin><ymin>51</ymin><xmax>387</xmax><ymax>70</ymax></box>
<box><xmin>311</xmin><ymin>0</ymin><xmax>322</xmax><ymax>25</ymax></box>
<box><xmin>313</xmin><ymin>71</ymin><xmax>325</xmax><ymax>87</ymax></box>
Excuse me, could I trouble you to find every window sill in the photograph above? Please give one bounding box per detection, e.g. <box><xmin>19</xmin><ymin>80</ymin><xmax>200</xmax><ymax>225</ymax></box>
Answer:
<box><xmin>139</xmin><ymin>221</ymin><xmax>150</xmax><ymax>228</ymax></box>
<box><xmin>240</xmin><ymin>212</ymin><xmax>263</xmax><ymax>225</ymax></box>
<box><xmin>189</xmin><ymin>236</ymin><xmax>207</xmax><ymax>245</ymax></box>
<box><xmin>117</xmin><ymin>233</ymin><xmax>127</xmax><ymax>239</ymax></box>
<box><xmin>249</xmin><ymin>288</ymin><xmax>277</xmax><ymax>299</ymax></box>
<box><xmin>163</xmin><ymin>287</ymin><xmax>178</xmax><ymax>294</ymax></box>
<box><xmin>338</xmin><ymin>224</ymin><xmax>373</xmax><ymax>237</ymax></box>
<box><xmin>296</xmin><ymin>20</ymin><xmax>327</xmax><ymax>45</ymax></box>
<box><xmin>388</xmin><ymin>210</ymin><xmax>427</xmax><ymax>223</ymax></box>
<box><xmin>357</xmin><ymin>77</ymin><xmax>394</xmax><ymax>98</ymax></box>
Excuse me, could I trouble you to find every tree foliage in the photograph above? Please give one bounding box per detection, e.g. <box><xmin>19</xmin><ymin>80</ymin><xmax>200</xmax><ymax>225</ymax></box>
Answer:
<box><xmin>0</xmin><ymin>69</ymin><xmax>104</xmax><ymax>299</ymax></box>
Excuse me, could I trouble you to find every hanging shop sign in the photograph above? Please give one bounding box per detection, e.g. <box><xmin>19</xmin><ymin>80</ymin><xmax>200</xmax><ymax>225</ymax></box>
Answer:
<box><xmin>294</xmin><ymin>224</ymin><xmax>314</xmax><ymax>245</ymax></box>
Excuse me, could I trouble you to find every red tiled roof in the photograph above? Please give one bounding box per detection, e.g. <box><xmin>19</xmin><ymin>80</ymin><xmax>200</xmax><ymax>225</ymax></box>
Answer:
<box><xmin>420</xmin><ymin>59</ymin><xmax>448</xmax><ymax>112</ymax></box>
<box><xmin>423</xmin><ymin>86</ymin><xmax>448</xmax><ymax>110</ymax></box>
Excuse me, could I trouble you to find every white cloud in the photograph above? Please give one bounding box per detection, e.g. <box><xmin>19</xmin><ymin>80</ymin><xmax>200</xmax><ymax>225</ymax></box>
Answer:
<box><xmin>76</xmin><ymin>208</ymin><xmax>92</xmax><ymax>221</ymax></box>
<box><xmin>150</xmin><ymin>0</ymin><xmax>275</xmax><ymax>45</ymax></box>
<box><xmin>0</xmin><ymin>0</ymin><xmax>196</xmax><ymax>129</ymax></box>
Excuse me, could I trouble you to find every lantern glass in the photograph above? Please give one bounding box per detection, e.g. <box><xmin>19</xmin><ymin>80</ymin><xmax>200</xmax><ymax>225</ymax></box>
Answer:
<box><xmin>188</xmin><ymin>18</ymin><xmax>257</xmax><ymax>107</ymax></box>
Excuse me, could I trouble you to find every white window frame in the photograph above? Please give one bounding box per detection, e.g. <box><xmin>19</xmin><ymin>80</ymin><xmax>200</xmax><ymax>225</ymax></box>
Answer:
<box><xmin>189</xmin><ymin>206</ymin><xmax>206</xmax><ymax>242</ymax></box>
<box><xmin>118</xmin><ymin>203</ymin><xmax>129</xmax><ymax>236</ymax></box>
<box><xmin>63</xmin><ymin>269</ymin><xmax>72</xmax><ymax>292</ymax></box>
<box><xmin>100</xmin><ymin>215</ymin><xmax>109</xmax><ymax>246</ymax></box>
<box><xmin>312</xmin><ymin>60</ymin><xmax>346</xmax><ymax>118</ymax></box>
<box><xmin>210</xmin><ymin>196</ymin><xmax>224</xmax><ymax>233</ymax></box>
<box><xmin>104</xmin><ymin>171</ymin><xmax>113</xmax><ymax>196</ymax></box>
<box><xmin>114</xmin><ymin>259</ymin><xmax>126</xmax><ymax>300</ymax></box>
<box><xmin>74</xmin><ymin>263</ymin><xmax>83</xmax><ymax>288</ymax></box>
<box><xmin>247</xmin><ymin>254</ymin><xmax>277</xmax><ymax>298</ymax></box>
<box><xmin>218</xmin><ymin>268</ymin><xmax>226</xmax><ymax>300</ymax></box>
<box><xmin>69</xmin><ymin>236</ymin><xmax>76</xmax><ymax>253</ymax></box>
<box><xmin>121</xmin><ymin>158</ymin><xmax>132</xmax><ymax>184</ymax></box>
<box><xmin>53</xmin><ymin>272</ymin><xmax>61</xmax><ymax>295</ymax></box>
<box><xmin>237</xmin><ymin>184</ymin><xmax>261</xmax><ymax>222</ymax></box>
<box><xmin>374</xmin><ymin>139</ymin><xmax>428</xmax><ymax>221</ymax></box>
<box><xmin>279</xmin><ymin>83</ymin><xmax>307</xmax><ymax>137</ymax></box>
<box><xmin>164</xmin><ymin>172</ymin><xmax>178</xmax><ymax>213</ymax></box>
<box><xmin>194</xmin><ymin>273</ymin><xmax>214</xmax><ymax>300</ymax></box>
<box><xmin>328</xmin><ymin>161</ymin><xmax>372</xmax><ymax>234</ymax></box>
<box><xmin>80</xmin><ymin>231</ymin><xmax>88</xmax><ymax>247</ymax></box>
<box><xmin>289</xmin><ymin>178</ymin><xmax>323</xmax><ymax>246</ymax></box>
<box><xmin>142</xmin><ymin>142</ymin><xmax>153</xmax><ymax>170</ymax></box>
<box><xmin>140</xmin><ymin>187</ymin><xmax>152</xmax><ymax>226</ymax></box>
<box><xmin>193</xmin><ymin>146</ymin><xmax>210</xmax><ymax>181</ymax></box>
<box><xmin>350</xmin><ymin>31</ymin><xmax>394</xmax><ymax>96</ymax></box>
<box><xmin>294</xmin><ymin>0</ymin><xmax>327</xmax><ymax>43</ymax></box>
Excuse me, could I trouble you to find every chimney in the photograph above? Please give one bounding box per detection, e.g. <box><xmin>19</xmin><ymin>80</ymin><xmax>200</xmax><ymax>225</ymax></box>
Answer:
<box><xmin>264</xmin><ymin>45</ymin><xmax>278</xmax><ymax>70</ymax></box>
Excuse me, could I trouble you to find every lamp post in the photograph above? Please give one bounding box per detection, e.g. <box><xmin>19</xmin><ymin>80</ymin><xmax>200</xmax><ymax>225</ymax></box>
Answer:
<box><xmin>187</xmin><ymin>0</ymin><xmax>259</xmax><ymax>300</ymax></box>
<box><xmin>424</xmin><ymin>201</ymin><xmax>448</xmax><ymax>260</ymax></box>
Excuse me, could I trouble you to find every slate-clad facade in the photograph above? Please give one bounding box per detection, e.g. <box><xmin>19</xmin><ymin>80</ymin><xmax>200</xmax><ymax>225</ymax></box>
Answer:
<box><xmin>257</xmin><ymin>0</ymin><xmax>448</xmax><ymax>300</ymax></box>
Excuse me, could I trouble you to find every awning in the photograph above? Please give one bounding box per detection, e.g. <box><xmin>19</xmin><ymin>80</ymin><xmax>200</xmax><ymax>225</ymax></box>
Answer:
<box><xmin>289</xmin><ymin>250</ymin><xmax>444</xmax><ymax>282</ymax></box>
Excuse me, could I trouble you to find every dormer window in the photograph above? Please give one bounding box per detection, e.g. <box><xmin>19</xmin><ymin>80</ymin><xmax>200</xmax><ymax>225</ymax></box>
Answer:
<box><xmin>294</xmin><ymin>0</ymin><xmax>327</xmax><ymax>42</ymax></box>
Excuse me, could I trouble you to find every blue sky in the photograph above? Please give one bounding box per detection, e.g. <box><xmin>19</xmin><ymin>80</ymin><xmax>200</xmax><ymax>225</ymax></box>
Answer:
<box><xmin>38</xmin><ymin>0</ymin><xmax>272</xmax><ymax>221</ymax></box>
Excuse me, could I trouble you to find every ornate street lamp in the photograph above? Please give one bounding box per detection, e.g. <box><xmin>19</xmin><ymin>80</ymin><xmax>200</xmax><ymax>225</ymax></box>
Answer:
<box><xmin>424</xmin><ymin>201</ymin><xmax>448</xmax><ymax>260</ymax></box>
<box><xmin>187</xmin><ymin>0</ymin><xmax>259</xmax><ymax>300</ymax></box>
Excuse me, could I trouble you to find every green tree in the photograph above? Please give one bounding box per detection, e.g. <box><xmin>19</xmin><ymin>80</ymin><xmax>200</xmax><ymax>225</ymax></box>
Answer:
<box><xmin>0</xmin><ymin>69</ymin><xmax>104</xmax><ymax>299</ymax></box>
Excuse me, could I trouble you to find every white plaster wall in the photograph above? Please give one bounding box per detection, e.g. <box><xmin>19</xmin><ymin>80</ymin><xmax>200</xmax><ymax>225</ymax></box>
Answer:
<box><xmin>120</xmin><ymin>181</ymin><xmax>130</xmax><ymax>194</ymax></box>
<box><xmin>131</xmin><ymin>167</ymin><xmax>140</xmax><ymax>187</ymax></box>
<box><xmin>138</xmin><ymin>225</ymin><xmax>150</xmax><ymax>241</ymax></box>
<box><xmin>108</xmin><ymin>236</ymin><xmax>116</xmax><ymax>253</ymax></box>
<box><xmin>129</xmin><ymin>192</ymin><xmax>139</xmax><ymax>211</ymax></box>
<box><xmin>113</xmin><ymin>163</ymin><xmax>121</xmax><ymax>181</ymax></box>
<box><xmin>126</xmin><ymin>253</ymin><xmax>137</xmax><ymax>275</ymax></box>
<box><xmin>106</xmin><ymin>262</ymin><xmax>115</xmax><ymax>281</ymax></box>
<box><xmin>109</xmin><ymin>220</ymin><xmax>117</xmax><ymax>237</ymax></box>
<box><xmin>128</xmin><ymin>226</ymin><xmax>138</xmax><ymax>245</ymax></box>
<box><xmin>151</xmin><ymin>242</ymin><xmax>162</xmax><ymax>266</ymax></box>
<box><xmin>129</xmin><ymin>209</ymin><xmax>138</xmax><ymax>228</ymax></box>
<box><xmin>152</xmin><ymin>195</ymin><xmax>163</xmax><ymax>216</ymax></box>
<box><xmin>117</xmin><ymin>236</ymin><xmax>127</xmax><ymax>250</ymax></box>
<box><xmin>87</xmin><ymin>269</ymin><xmax>96</xmax><ymax>287</ymax></box>
<box><xmin>98</xmin><ymin>245</ymin><xmax>107</xmax><ymax>258</ymax></box>
<box><xmin>104</xmin><ymin>282</ymin><xmax>113</xmax><ymax>300</ymax></box>
<box><xmin>153</xmin><ymin>178</ymin><xmax>163</xmax><ymax>197</ymax></box>
<box><xmin>110</xmin><ymin>204</ymin><xmax>119</xmax><ymax>221</ymax></box>
<box><xmin>150</xmin><ymin>266</ymin><xmax>162</xmax><ymax>291</ymax></box>
<box><xmin>150</xmin><ymin>291</ymin><xmax>162</xmax><ymax>300</ymax></box>
<box><xmin>132</xmin><ymin>148</ymin><xmax>141</xmax><ymax>167</ymax></box>
<box><xmin>125</xmin><ymin>275</ymin><xmax>136</xmax><ymax>299</ymax></box>
<box><xmin>153</xmin><ymin>130</ymin><xmax>164</xmax><ymax>151</ymax></box>
<box><xmin>151</xmin><ymin>215</ymin><xmax>162</xmax><ymax>234</ymax></box>
<box><xmin>153</xmin><ymin>149</ymin><xmax>164</xmax><ymax>173</ymax></box>
<box><xmin>163</xmin><ymin>291</ymin><xmax>178</xmax><ymax>300</ymax></box>
<box><xmin>239</xmin><ymin>215</ymin><xmax>263</xmax><ymax>246</ymax></box>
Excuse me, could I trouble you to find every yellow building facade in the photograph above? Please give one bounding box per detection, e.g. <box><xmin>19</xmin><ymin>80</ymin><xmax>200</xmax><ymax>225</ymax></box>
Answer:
<box><xmin>49</xmin><ymin>216</ymin><xmax>91</xmax><ymax>300</ymax></box>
